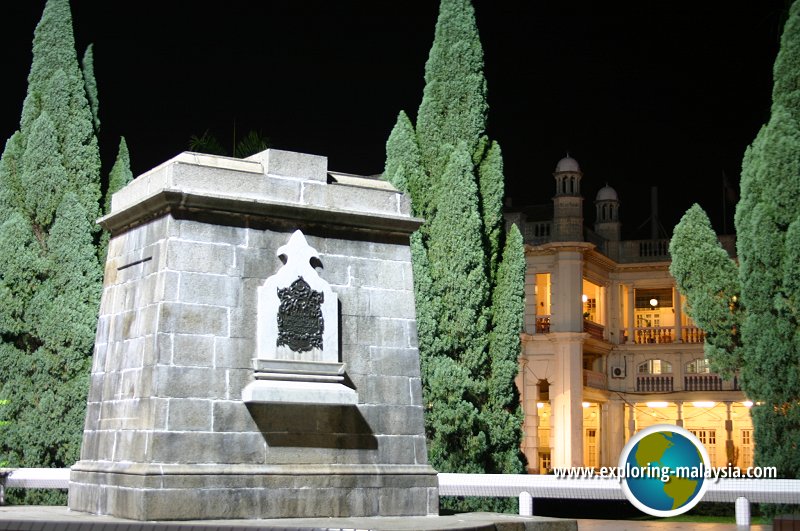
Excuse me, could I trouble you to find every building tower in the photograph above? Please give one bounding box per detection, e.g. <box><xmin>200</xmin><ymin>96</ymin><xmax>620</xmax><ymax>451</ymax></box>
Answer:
<box><xmin>552</xmin><ymin>155</ymin><xmax>584</xmax><ymax>242</ymax></box>
<box><xmin>549</xmin><ymin>155</ymin><xmax>590</xmax><ymax>468</ymax></box>
<box><xmin>594</xmin><ymin>184</ymin><xmax>621</xmax><ymax>260</ymax></box>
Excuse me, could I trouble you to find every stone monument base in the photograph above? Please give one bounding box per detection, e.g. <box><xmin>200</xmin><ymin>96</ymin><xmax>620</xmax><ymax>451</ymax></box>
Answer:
<box><xmin>69</xmin><ymin>462</ymin><xmax>438</xmax><ymax>521</ymax></box>
<box><xmin>71</xmin><ymin>150</ymin><xmax>437</xmax><ymax>521</ymax></box>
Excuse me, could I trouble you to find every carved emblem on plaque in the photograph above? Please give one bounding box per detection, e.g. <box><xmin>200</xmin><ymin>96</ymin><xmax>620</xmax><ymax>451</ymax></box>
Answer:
<box><xmin>276</xmin><ymin>277</ymin><xmax>324</xmax><ymax>352</ymax></box>
<box><xmin>247</xmin><ymin>230</ymin><xmax>355</xmax><ymax>405</ymax></box>
<box><xmin>255</xmin><ymin>229</ymin><xmax>338</xmax><ymax>363</ymax></box>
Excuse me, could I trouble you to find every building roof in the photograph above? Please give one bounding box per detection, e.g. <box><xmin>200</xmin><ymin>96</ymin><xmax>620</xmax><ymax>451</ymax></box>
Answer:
<box><xmin>555</xmin><ymin>155</ymin><xmax>581</xmax><ymax>173</ymax></box>
<box><xmin>596</xmin><ymin>184</ymin><xmax>619</xmax><ymax>202</ymax></box>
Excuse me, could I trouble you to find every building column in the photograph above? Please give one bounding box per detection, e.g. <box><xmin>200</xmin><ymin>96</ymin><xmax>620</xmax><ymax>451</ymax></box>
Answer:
<box><xmin>626</xmin><ymin>284</ymin><xmax>635</xmax><ymax>344</ymax></box>
<box><xmin>552</xmin><ymin>249</ymin><xmax>585</xmax><ymax>333</ymax></box>
<box><xmin>529</xmin><ymin>402</ymin><xmax>540</xmax><ymax>472</ymax></box>
<box><xmin>522</xmin><ymin>368</ymin><xmax>541</xmax><ymax>472</ymax></box>
<box><xmin>627</xmin><ymin>401</ymin><xmax>637</xmax><ymax>439</ymax></box>
<box><xmin>549</xmin><ymin>333</ymin><xmax>584</xmax><ymax>468</ymax></box>
<box><xmin>603</xmin><ymin>399</ymin><xmax>626</xmax><ymax>467</ymax></box>
<box><xmin>609</xmin><ymin>281</ymin><xmax>621</xmax><ymax>345</ymax></box>
<box><xmin>674</xmin><ymin>286</ymin><xmax>683</xmax><ymax>343</ymax></box>
<box><xmin>676</xmin><ymin>401</ymin><xmax>684</xmax><ymax>427</ymax></box>
<box><xmin>725</xmin><ymin>401</ymin><xmax>734</xmax><ymax>466</ymax></box>
<box><xmin>525</xmin><ymin>270</ymin><xmax>537</xmax><ymax>334</ymax></box>
<box><xmin>600</xmin><ymin>283</ymin><xmax>609</xmax><ymax>341</ymax></box>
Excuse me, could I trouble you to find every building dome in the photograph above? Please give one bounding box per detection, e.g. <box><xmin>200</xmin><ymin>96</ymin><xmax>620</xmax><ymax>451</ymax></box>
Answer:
<box><xmin>555</xmin><ymin>156</ymin><xmax>580</xmax><ymax>173</ymax></box>
<box><xmin>596</xmin><ymin>184</ymin><xmax>618</xmax><ymax>202</ymax></box>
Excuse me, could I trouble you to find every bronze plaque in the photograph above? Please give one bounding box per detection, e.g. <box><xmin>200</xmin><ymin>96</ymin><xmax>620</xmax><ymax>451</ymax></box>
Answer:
<box><xmin>276</xmin><ymin>277</ymin><xmax>324</xmax><ymax>352</ymax></box>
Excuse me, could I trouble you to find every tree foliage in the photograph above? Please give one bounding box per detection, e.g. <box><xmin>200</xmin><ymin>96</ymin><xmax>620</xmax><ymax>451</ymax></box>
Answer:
<box><xmin>485</xmin><ymin>225</ymin><xmax>525</xmax><ymax>475</ymax></box>
<box><xmin>81</xmin><ymin>44</ymin><xmax>100</xmax><ymax>133</ymax></box>
<box><xmin>188</xmin><ymin>129</ymin><xmax>226</xmax><ymax>156</ymax></box>
<box><xmin>670</xmin><ymin>0</ymin><xmax>800</xmax><ymax>482</ymax></box>
<box><xmin>669</xmin><ymin>204</ymin><xmax>742</xmax><ymax>377</ymax></box>
<box><xmin>188</xmin><ymin>128</ymin><xmax>271</xmax><ymax>158</ymax></box>
<box><xmin>0</xmin><ymin>0</ymin><xmax>106</xmax><ymax>504</ymax></box>
<box><xmin>384</xmin><ymin>0</ymin><xmax>526</xmax><ymax>512</ymax></box>
<box><xmin>100</xmin><ymin>137</ymin><xmax>133</xmax><ymax>260</ymax></box>
<box><xmin>734</xmin><ymin>0</ymin><xmax>800</xmax><ymax>480</ymax></box>
<box><xmin>104</xmin><ymin>137</ymin><xmax>133</xmax><ymax>215</ymax></box>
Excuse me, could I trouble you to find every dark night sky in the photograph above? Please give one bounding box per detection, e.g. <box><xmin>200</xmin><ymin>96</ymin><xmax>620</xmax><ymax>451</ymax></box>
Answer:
<box><xmin>0</xmin><ymin>1</ymin><xmax>790</xmax><ymax>238</ymax></box>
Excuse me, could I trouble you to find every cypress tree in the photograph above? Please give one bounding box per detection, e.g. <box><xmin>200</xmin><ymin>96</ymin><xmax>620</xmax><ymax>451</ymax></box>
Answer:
<box><xmin>20</xmin><ymin>0</ymin><xmax>101</xmax><ymax>224</ymax></box>
<box><xmin>484</xmin><ymin>225</ymin><xmax>525</xmax><ymax>475</ymax></box>
<box><xmin>384</xmin><ymin>0</ymin><xmax>526</xmax><ymax>511</ymax></box>
<box><xmin>735</xmin><ymin>0</ymin><xmax>800</xmax><ymax>479</ymax></box>
<box><xmin>0</xmin><ymin>0</ymin><xmax>103</xmax><ymax>503</ymax></box>
<box><xmin>418</xmin><ymin>144</ymin><xmax>490</xmax><ymax>477</ymax></box>
<box><xmin>669</xmin><ymin>204</ymin><xmax>742</xmax><ymax>377</ymax></box>
<box><xmin>81</xmin><ymin>44</ymin><xmax>100</xmax><ymax>133</ymax></box>
<box><xmin>385</xmin><ymin>111</ymin><xmax>427</xmax><ymax>214</ymax></box>
<box><xmin>415</xmin><ymin>0</ymin><xmax>487</xmax><ymax>179</ymax></box>
<box><xmin>100</xmin><ymin>137</ymin><xmax>133</xmax><ymax>259</ymax></box>
<box><xmin>670</xmin><ymin>0</ymin><xmax>800</xmax><ymax>483</ymax></box>
<box><xmin>478</xmin><ymin>141</ymin><xmax>505</xmax><ymax>282</ymax></box>
<box><xmin>104</xmin><ymin>137</ymin><xmax>133</xmax><ymax>215</ymax></box>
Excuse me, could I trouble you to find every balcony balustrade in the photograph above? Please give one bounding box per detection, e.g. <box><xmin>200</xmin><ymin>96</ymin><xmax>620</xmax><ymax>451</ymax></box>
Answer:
<box><xmin>583</xmin><ymin>369</ymin><xmax>608</xmax><ymax>390</ymax></box>
<box><xmin>620</xmin><ymin>239</ymin><xmax>671</xmax><ymax>262</ymax></box>
<box><xmin>531</xmin><ymin>319</ymin><xmax>705</xmax><ymax>346</ymax></box>
<box><xmin>634</xmin><ymin>326</ymin><xmax>674</xmax><ymax>344</ymax></box>
<box><xmin>625</xmin><ymin>326</ymin><xmax>706</xmax><ymax>344</ymax></box>
<box><xmin>535</xmin><ymin>316</ymin><xmax>551</xmax><ymax>334</ymax></box>
<box><xmin>681</xmin><ymin>326</ymin><xmax>706</xmax><ymax>343</ymax></box>
<box><xmin>525</xmin><ymin>222</ymin><xmax>552</xmax><ymax>245</ymax></box>
<box><xmin>583</xmin><ymin>320</ymin><xmax>604</xmax><ymax>340</ymax></box>
<box><xmin>684</xmin><ymin>374</ymin><xmax>723</xmax><ymax>391</ymax></box>
<box><xmin>636</xmin><ymin>375</ymin><xmax>674</xmax><ymax>392</ymax></box>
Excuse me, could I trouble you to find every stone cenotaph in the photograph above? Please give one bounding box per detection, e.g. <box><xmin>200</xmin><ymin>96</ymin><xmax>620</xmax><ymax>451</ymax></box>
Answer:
<box><xmin>68</xmin><ymin>149</ymin><xmax>438</xmax><ymax>520</ymax></box>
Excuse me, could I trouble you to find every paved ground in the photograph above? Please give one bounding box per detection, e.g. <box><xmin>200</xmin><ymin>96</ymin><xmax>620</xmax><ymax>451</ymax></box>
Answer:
<box><xmin>0</xmin><ymin>507</ymin><xmax>772</xmax><ymax>530</ymax></box>
<box><xmin>0</xmin><ymin>506</ymin><xmax>575</xmax><ymax>530</ymax></box>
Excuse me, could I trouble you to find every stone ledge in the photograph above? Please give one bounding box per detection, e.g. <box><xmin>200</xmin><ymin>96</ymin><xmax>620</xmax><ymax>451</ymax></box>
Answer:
<box><xmin>241</xmin><ymin>380</ymin><xmax>358</xmax><ymax>405</ymax></box>
<box><xmin>108</xmin><ymin>150</ymin><xmax>416</xmax><ymax>227</ymax></box>
<box><xmin>99</xmin><ymin>190</ymin><xmax>422</xmax><ymax>239</ymax></box>
<box><xmin>70</xmin><ymin>461</ymin><xmax>438</xmax><ymax>477</ymax></box>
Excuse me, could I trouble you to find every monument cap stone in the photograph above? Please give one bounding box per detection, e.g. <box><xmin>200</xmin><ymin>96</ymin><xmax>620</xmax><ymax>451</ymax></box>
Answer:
<box><xmin>246</xmin><ymin>148</ymin><xmax>328</xmax><ymax>182</ymax></box>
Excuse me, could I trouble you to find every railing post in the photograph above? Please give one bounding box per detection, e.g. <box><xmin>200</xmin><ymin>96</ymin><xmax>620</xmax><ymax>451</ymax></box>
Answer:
<box><xmin>735</xmin><ymin>496</ymin><xmax>750</xmax><ymax>528</ymax></box>
<box><xmin>0</xmin><ymin>470</ymin><xmax>8</xmax><ymax>506</ymax></box>
<box><xmin>519</xmin><ymin>491</ymin><xmax>533</xmax><ymax>516</ymax></box>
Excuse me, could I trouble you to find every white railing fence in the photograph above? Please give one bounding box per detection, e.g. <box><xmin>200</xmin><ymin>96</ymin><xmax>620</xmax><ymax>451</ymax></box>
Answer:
<box><xmin>439</xmin><ymin>473</ymin><xmax>800</xmax><ymax>527</ymax></box>
<box><xmin>0</xmin><ymin>468</ymin><xmax>70</xmax><ymax>504</ymax></box>
<box><xmin>2</xmin><ymin>468</ymin><xmax>799</xmax><ymax>527</ymax></box>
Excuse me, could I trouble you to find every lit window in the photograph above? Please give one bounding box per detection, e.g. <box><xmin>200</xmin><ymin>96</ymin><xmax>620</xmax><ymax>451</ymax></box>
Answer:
<box><xmin>638</xmin><ymin>359</ymin><xmax>673</xmax><ymax>374</ymax></box>
<box><xmin>540</xmin><ymin>452</ymin><xmax>552</xmax><ymax>472</ymax></box>
<box><xmin>685</xmin><ymin>358</ymin><xmax>711</xmax><ymax>374</ymax></box>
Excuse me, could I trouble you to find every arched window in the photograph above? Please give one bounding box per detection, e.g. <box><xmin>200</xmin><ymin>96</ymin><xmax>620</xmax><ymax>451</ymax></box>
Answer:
<box><xmin>685</xmin><ymin>358</ymin><xmax>711</xmax><ymax>374</ymax></box>
<box><xmin>638</xmin><ymin>359</ymin><xmax>673</xmax><ymax>374</ymax></box>
<box><xmin>602</xmin><ymin>203</ymin><xmax>608</xmax><ymax>221</ymax></box>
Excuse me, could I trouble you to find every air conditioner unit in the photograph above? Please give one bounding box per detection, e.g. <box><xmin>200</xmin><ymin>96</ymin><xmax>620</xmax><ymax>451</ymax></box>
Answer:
<box><xmin>611</xmin><ymin>365</ymin><xmax>626</xmax><ymax>379</ymax></box>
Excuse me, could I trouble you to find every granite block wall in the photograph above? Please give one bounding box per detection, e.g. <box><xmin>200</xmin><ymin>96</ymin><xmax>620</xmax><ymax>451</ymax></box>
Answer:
<box><xmin>69</xmin><ymin>149</ymin><xmax>437</xmax><ymax>520</ymax></box>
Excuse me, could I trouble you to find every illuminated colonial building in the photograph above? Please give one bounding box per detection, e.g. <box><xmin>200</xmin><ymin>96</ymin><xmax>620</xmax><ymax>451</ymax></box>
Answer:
<box><xmin>505</xmin><ymin>156</ymin><xmax>753</xmax><ymax>472</ymax></box>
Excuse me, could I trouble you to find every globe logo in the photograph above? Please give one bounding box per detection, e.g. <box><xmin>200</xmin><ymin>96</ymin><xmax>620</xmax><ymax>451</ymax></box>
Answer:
<box><xmin>619</xmin><ymin>424</ymin><xmax>711</xmax><ymax>517</ymax></box>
